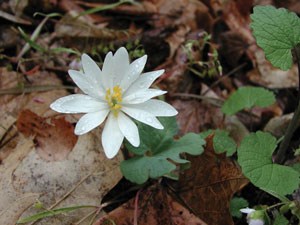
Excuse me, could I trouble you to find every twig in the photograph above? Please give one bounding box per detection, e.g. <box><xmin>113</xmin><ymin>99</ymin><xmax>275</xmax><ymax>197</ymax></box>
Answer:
<box><xmin>30</xmin><ymin>169</ymin><xmax>99</xmax><ymax>225</ymax></box>
<box><xmin>275</xmin><ymin>44</ymin><xmax>300</xmax><ymax>164</ymax></box>
<box><xmin>0</xmin><ymin>10</ymin><xmax>31</xmax><ymax>25</ymax></box>
<box><xmin>171</xmin><ymin>93</ymin><xmax>223</xmax><ymax>107</ymax></box>
<box><xmin>0</xmin><ymin>85</ymin><xmax>75</xmax><ymax>95</ymax></box>
<box><xmin>133</xmin><ymin>189</ymin><xmax>142</xmax><ymax>225</ymax></box>
<box><xmin>202</xmin><ymin>62</ymin><xmax>247</xmax><ymax>96</ymax></box>
<box><xmin>74</xmin><ymin>208</ymin><xmax>98</xmax><ymax>225</ymax></box>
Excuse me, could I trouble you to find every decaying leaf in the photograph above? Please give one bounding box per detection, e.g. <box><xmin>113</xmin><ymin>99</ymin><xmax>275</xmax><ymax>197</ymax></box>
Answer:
<box><xmin>17</xmin><ymin>109</ymin><xmax>77</xmax><ymax>161</ymax></box>
<box><xmin>0</xmin><ymin>68</ymin><xmax>69</xmax><ymax>162</ymax></box>
<box><xmin>96</xmin><ymin>185</ymin><xmax>207</xmax><ymax>225</ymax></box>
<box><xmin>0</xmin><ymin>68</ymin><xmax>123</xmax><ymax>225</ymax></box>
<box><xmin>12</xmin><ymin>130</ymin><xmax>122</xmax><ymax>225</ymax></box>
<box><xmin>0</xmin><ymin>138</ymin><xmax>39</xmax><ymax>225</ymax></box>
<box><xmin>263</xmin><ymin>113</ymin><xmax>294</xmax><ymax>138</ymax></box>
<box><xmin>173</xmin><ymin>99</ymin><xmax>224</xmax><ymax>134</ymax></box>
<box><xmin>247</xmin><ymin>48</ymin><xmax>298</xmax><ymax>89</ymax></box>
<box><xmin>175</xmin><ymin>135</ymin><xmax>248</xmax><ymax>225</ymax></box>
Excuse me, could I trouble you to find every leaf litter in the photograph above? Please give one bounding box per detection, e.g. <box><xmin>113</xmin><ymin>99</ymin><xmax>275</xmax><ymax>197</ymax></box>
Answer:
<box><xmin>1</xmin><ymin>0</ymin><xmax>300</xmax><ymax>224</ymax></box>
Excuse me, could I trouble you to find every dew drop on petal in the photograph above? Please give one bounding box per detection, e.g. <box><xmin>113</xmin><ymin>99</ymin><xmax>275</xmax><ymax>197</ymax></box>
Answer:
<box><xmin>138</xmin><ymin>81</ymin><xmax>147</xmax><ymax>88</ymax></box>
<box><xmin>146</xmin><ymin>117</ymin><xmax>153</xmax><ymax>123</ymax></box>
<box><xmin>79</xmin><ymin>126</ymin><xmax>86</xmax><ymax>133</ymax></box>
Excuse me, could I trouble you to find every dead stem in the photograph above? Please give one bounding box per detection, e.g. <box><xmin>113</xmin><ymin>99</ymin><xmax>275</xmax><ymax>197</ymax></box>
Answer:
<box><xmin>0</xmin><ymin>85</ymin><xmax>75</xmax><ymax>95</ymax></box>
<box><xmin>275</xmin><ymin>44</ymin><xmax>300</xmax><ymax>164</ymax></box>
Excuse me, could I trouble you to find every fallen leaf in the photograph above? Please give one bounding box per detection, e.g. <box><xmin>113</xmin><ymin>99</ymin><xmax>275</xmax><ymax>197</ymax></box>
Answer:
<box><xmin>173</xmin><ymin>99</ymin><xmax>223</xmax><ymax>134</ymax></box>
<box><xmin>9</xmin><ymin>0</ymin><xmax>29</xmax><ymax>17</ymax></box>
<box><xmin>96</xmin><ymin>185</ymin><xmax>207</xmax><ymax>225</ymax></box>
<box><xmin>224</xmin><ymin>115</ymin><xmax>249</xmax><ymax>146</ymax></box>
<box><xmin>0</xmin><ymin>68</ymin><xmax>123</xmax><ymax>225</ymax></box>
<box><xmin>17</xmin><ymin>109</ymin><xmax>77</xmax><ymax>161</ymax></box>
<box><xmin>247</xmin><ymin>48</ymin><xmax>298</xmax><ymax>88</ymax></box>
<box><xmin>263</xmin><ymin>113</ymin><xmax>294</xmax><ymax>138</ymax></box>
<box><xmin>175</xmin><ymin>135</ymin><xmax>248</xmax><ymax>225</ymax></box>
<box><xmin>0</xmin><ymin>67</ymin><xmax>72</xmax><ymax>163</ymax></box>
<box><xmin>0</xmin><ymin>137</ymin><xmax>40</xmax><ymax>225</ymax></box>
<box><xmin>218</xmin><ymin>31</ymin><xmax>249</xmax><ymax>67</ymax></box>
<box><xmin>9</xmin><ymin>129</ymin><xmax>122</xmax><ymax>225</ymax></box>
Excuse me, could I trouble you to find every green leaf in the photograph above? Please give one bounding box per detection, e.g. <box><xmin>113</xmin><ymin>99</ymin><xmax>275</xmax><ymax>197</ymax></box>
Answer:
<box><xmin>251</xmin><ymin>5</ymin><xmax>300</xmax><ymax>70</ymax></box>
<box><xmin>200</xmin><ymin>129</ymin><xmax>237</xmax><ymax>156</ymax></box>
<box><xmin>230</xmin><ymin>197</ymin><xmax>249</xmax><ymax>218</ymax></box>
<box><xmin>292</xmin><ymin>163</ymin><xmax>300</xmax><ymax>173</ymax></box>
<box><xmin>222</xmin><ymin>87</ymin><xmax>275</xmax><ymax>115</ymax></box>
<box><xmin>274</xmin><ymin>214</ymin><xmax>289</xmax><ymax>225</ymax></box>
<box><xmin>125</xmin><ymin>117</ymin><xmax>178</xmax><ymax>156</ymax></box>
<box><xmin>121</xmin><ymin>117</ymin><xmax>205</xmax><ymax>184</ymax></box>
<box><xmin>238</xmin><ymin>131</ymin><xmax>300</xmax><ymax>195</ymax></box>
<box><xmin>78</xmin><ymin>0</ymin><xmax>133</xmax><ymax>17</ymax></box>
<box><xmin>17</xmin><ymin>205</ymin><xmax>95</xmax><ymax>223</ymax></box>
<box><xmin>260</xmin><ymin>188</ymin><xmax>290</xmax><ymax>203</ymax></box>
<box><xmin>18</xmin><ymin>27</ymin><xmax>46</xmax><ymax>53</ymax></box>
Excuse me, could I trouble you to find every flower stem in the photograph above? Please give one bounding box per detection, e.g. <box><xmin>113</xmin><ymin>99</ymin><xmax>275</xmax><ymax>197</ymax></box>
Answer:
<box><xmin>275</xmin><ymin>44</ymin><xmax>300</xmax><ymax>164</ymax></box>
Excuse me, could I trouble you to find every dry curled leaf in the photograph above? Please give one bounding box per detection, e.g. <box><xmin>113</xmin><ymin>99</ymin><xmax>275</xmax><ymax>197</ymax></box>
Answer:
<box><xmin>0</xmin><ymin>67</ymin><xmax>123</xmax><ymax>225</ymax></box>
<box><xmin>17</xmin><ymin>109</ymin><xmax>77</xmax><ymax>161</ymax></box>
<box><xmin>96</xmin><ymin>185</ymin><xmax>207</xmax><ymax>225</ymax></box>
<box><xmin>173</xmin><ymin>99</ymin><xmax>223</xmax><ymax>134</ymax></box>
<box><xmin>175</xmin><ymin>135</ymin><xmax>248</xmax><ymax>225</ymax></box>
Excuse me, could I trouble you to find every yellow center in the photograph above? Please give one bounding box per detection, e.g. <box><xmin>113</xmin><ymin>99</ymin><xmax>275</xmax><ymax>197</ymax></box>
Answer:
<box><xmin>105</xmin><ymin>85</ymin><xmax>122</xmax><ymax>117</ymax></box>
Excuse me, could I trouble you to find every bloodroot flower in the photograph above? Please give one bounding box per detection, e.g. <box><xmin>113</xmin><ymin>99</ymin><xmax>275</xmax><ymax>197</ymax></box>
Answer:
<box><xmin>50</xmin><ymin>47</ymin><xmax>178</xmax><ymax>158</ymax></box>
<box><xmin>240</xmin><ymin>208</ymin><xmax>265</xmax><ymax>225</ymax></box>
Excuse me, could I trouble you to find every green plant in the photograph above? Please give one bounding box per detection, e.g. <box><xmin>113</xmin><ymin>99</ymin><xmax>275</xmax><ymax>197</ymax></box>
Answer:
<box><xmin>183</xmin><ymin>32</ymin><xmax>222</xmax><ymax>78</ymax></box>
<box><xmin>222</xmin><ymin>5</ymin><xmax>300</xmax><ymax>224</ymax></box>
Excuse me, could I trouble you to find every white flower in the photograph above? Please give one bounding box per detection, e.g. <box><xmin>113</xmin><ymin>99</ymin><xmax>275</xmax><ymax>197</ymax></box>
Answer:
<box><xmin>50</xmin><ymin>47</ymin><xmax>178</xmax><ymax>158</ymax></box>
<box><xmin>240</xmin><ymin>208</ymin><xmax>264</xmax><ymax>225</ymax></box>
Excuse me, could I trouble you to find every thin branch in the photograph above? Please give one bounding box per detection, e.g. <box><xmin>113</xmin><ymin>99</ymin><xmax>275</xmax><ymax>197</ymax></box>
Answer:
<box><xmin>275</xmin><ymin>44</ymin><xmax>300</xmax><ymax>164</ymax></box>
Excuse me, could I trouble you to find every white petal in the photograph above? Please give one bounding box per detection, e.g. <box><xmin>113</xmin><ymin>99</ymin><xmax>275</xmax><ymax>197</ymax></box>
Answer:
<box><xmin>240</xmin><ymin>208</ymin><xmax>255</xmax><ymax>214</ymax></box>
<box><xmin>101</xmin><ymin>51</ymin><xmax>114</xmax><ymax>88</ymax></box>
<box><xmin>75</xmin><ymin>110</ymin><xmax>109</xmax><ymax>135</ymax></box>
<box><xmin>113</xmin><ymin>47</ymin><xmax>130</xmax><ymax>76</ymax></box>
<box><xmin>102</xmin><ymin>113</ymin><xmax>124</xmax><ymax>158</ymax></box>
<box><xmin>122</xmin><ymin>106</ymin><xmax>163</xmax><ymax>129</ymax></box>
<box><xmin>125</xmin><ymin>99</ymin><xmax>177</xmax><ymax>116</ymax></box>
<box><xmin>124</xmin><ymin>69</ymin><xmax>163</xmax><ymax>95</ymax></box>
<box><xmin>118</xmin><ymin>112</ymin><xmax>140</xmax><ymax>147</ymax></box>
<box><xmin>123</xmin><ymin>89</ymin><xmax>167</xmax><ymax>104</ymax></box>
<box><xmin>249</xmin><ymin>219</ymin><xmax>264</xmax><ymax>225</ymax></box>
<box><xmin>81</xmin><ymin>54</ymin><xmax>103</xmax><ymax>88</ymax></box>
<box><xmin>68</xmin><ymin>70</ymin><xmax>104</xmax><ymax>99</ymax></box>
<box><xmin>50</xmin><ymin>94</ymin><xmax>108</xmax><ymax>113</ymax></box>
<box><xmin>102</xmin><ymin>47</ymin><xmax>130</xmax><ymax>88</ymax></box>
<box><xmin>120</xmin><ymin>55</ymin><xmax>148</xmax><ymax>91</ymax></box>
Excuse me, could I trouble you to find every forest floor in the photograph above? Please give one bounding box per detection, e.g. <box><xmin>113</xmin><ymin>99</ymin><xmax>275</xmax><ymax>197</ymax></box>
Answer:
<box><xmin>1</xmin><ymin>0</ymin><xmax>300</xmax><ymax>225</ymax></box>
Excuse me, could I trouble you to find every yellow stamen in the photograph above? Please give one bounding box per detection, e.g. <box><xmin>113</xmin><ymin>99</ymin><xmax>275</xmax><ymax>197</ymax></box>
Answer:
<box><xmin>105</xmin><ymin>85</ymin><xmax>122</xmax><ymax>117</ymax></box>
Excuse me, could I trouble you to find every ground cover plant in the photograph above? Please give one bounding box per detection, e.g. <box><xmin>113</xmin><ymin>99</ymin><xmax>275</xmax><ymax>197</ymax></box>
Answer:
<box><xmin>1</xmin><ymin>0</ymin><xmax>300</xmax><ymax>225</ymax></box>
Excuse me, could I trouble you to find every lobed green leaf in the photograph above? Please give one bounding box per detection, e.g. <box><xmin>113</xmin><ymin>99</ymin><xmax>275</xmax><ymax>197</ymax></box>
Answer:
<box><xmin>200</xmin><ymin>129</ymin><xmax>237</xmax><ymax>156</ymax></box>
<box><xmin>121</xmin><ymin>117</ymin><xmax>205</xmax><ymax>184</ymax></box>
<box><xmin>273</xmin><ymin>214</ymin><xmax>289</xmax><ymax>225</ymax></box>
<box><xmin>230</xmin><ymin>197</ymin><xmax>249</xmax><ymax>218</ymax></box>
<box><xmin>251</xmin><ymin>5</ymin><xmax>300</xmax><ymax>70</ymax></box>
<box><xmin>222</xmin><ymin>87</ymin><xmax>275</xmax><ymax>115</ymax></box>
<box><xmin>238</xmin><ymin>131</ymin><xmax>300</xmax><ymax>196</ymax></box>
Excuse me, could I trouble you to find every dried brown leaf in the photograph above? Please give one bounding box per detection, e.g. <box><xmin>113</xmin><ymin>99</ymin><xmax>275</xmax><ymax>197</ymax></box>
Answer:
<box><xmin>17</xmin><ymin>109</ymin><xmax>77</xmax><ymax>161</ymax></box>
<box><xmin>0</xmin><ymin>68</ymin><xmax>123</xmax><ymax>225</ymax></box>
<box><xmin>247</xmin><ymin>48</ymin><xmax>298</xmax><ymax>88</ymax></box>
<box><xmin>173</xmin><ymin>99</ymin><xmax>224</xmax><ymax>134</ymax></box>
<box><xmin>96</xmin><ymin>186</ymin><xmax>207</xmax><ymax>225</ymax></box>
<box><xmin>176</xmin><ymin>135</ymin><xmax>248</xmax><ymax>225</ymax></box>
